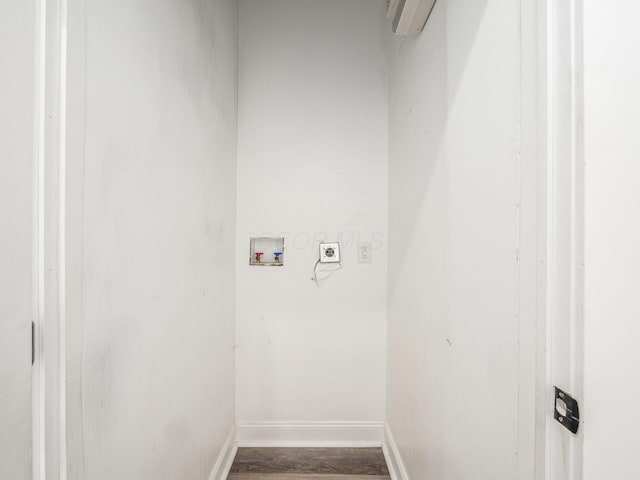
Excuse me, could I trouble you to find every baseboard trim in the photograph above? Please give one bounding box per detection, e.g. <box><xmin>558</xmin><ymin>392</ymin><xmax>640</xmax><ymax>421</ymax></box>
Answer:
<box><xmin>236</xmin><ymin>421</ymin><xmax>385</xmax><ymax>448</ymax></box>
<box><xmin>208</xmin><ymin>425</ymin><xmax>238</xmax><ymax>480</ymax></box>
<box><xmin>382</xmin><ymin>422</ymin><xmax>409</xmax><ymax>480</ymax></box>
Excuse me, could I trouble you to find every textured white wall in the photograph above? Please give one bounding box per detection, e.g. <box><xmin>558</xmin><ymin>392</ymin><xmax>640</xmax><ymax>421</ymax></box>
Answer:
<box><xmin>583</xmin><ymin>2</ymin><xmax>640</xmax><ymax>478</ymax></box>
<box><xmin>236</xmin><ymin>0</ymin><xmax>388</xmax><ymax>438</ymax></box>
<box><xmin>0</xmin><ymin>3</ymin><xmax>34</xmax><ymax>479</ymax></box>
<box><xmin>385</xmin><ymin>0</ymin><xmax>528</xmax><ymax>478</ymax></box>
<box><xmin>65</xmin><ymin>1</ymin><xmax>238</xmax><ymax>478</ymax></box>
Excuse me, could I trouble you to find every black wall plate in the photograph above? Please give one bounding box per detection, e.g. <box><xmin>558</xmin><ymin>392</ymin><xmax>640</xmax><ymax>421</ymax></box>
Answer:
<box><xmin>554</xmin><ymin>386</ymin><xmax>580</xmax><ymax>434</ymax></box>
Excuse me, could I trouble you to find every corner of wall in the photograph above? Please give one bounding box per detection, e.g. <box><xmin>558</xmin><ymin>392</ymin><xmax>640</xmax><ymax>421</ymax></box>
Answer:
<box><xmin>207</xmin><ymin>425</ymin><xmax>238</xmax><ymax>480</ymax></box>
<box><xmin>382</xmin><ymin>422</ymin><xmax>409</xmax><ymax>480</ymax></box>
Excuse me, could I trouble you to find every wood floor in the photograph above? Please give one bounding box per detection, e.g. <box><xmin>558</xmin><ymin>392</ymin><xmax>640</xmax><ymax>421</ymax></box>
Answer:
<box><xmin>226</xmin><ymin>447</ymin><xmax>391</xmax><ymax>480</ymax></box>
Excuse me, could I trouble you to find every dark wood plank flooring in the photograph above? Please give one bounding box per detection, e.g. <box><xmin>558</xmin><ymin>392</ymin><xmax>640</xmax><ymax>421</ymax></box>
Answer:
<box><xmin>227</xmin><ymin>447</ymin><xmax>390</xmax><ymax>480</ymax></box>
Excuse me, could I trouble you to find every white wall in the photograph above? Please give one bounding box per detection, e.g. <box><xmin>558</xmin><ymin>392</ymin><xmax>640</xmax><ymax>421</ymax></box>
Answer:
<box><xmin>0</xmin><ymin>3</ymin><xmax>35</xmax><ymax>479</ymax></box>
<box><xmin>65</xmin><ymin>1</ymin><xmax>238</xmax><ymax>478</ymax></box>
<box><xmin>385</xmin><ymin>0</ymin><xmax>531</xmax><ymax>478</ymax></box>
<box><xmin>236</xmin><ymin>0</ymin><xmax>388</xmax><ymax>442</ymax></box>
<box><xmin>583</xmin><ymin>2</ymin><xmax>640</xmax><ymax>478</ymax></box>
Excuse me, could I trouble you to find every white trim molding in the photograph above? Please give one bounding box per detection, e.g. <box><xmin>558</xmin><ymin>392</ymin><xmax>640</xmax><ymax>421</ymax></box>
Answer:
<box><xmin>541</xmin><ymin>0</ymin><xmax>585</xmax><ymax>479</ymax></box>
<box><xmin>33</xmin><ymin>0</ymin><xmax>69</xmax><ymax>478</ymax></box>
<box><xmin>382</xmin><ymin>423</ymin><xmax>409</xmax><ymax>480</ymax></box>
<box><xmin>236</xmin><ymin>421</ymin><xmax>384</xmax><ymax>448</ymax></box>
<box><xmin>208</xmin><ymin>425</ymin><xmax>238</xmax><ymax>480</ymax></box>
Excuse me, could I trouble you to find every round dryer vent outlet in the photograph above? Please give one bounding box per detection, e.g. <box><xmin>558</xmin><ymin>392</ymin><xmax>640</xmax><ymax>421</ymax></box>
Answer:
<box><xmin>319</xmin><ymin>242</ymin><xmax>341</xmax><ymax>263</ymax></box>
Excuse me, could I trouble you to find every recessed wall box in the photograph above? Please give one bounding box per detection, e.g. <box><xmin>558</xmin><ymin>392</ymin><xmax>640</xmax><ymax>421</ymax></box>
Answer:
<box><xmin>250</xmin><ymin>237</ymin><xmax>284</xmax><ymax>266</ymax></box>
<box><xmin>319</xmin><ymin>242</ymin><xmax>341</xmax><ymax>263</ymax></box>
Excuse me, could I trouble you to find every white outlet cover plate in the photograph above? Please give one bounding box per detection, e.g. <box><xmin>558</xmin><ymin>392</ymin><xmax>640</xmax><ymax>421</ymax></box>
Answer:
<box><xmin>358</xmin><ymin>241</ymin><xmax>372</xmax><ymax>263</ymax></box>
<box><xmin>319</xmin><ymin>242</ymin><xmax>341</xmax><ymax>263</ymax></box>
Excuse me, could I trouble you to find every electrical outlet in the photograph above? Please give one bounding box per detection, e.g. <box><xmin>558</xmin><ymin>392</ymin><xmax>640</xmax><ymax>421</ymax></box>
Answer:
<box><xmin>358</xmin><ymin>242</ymin><xmax>372</xmax><ymax>263</ymax></box>
<box><xmin>319</xmin><ymin>242</ymin><xmax>341</xmax><ymax>263</ymax></box>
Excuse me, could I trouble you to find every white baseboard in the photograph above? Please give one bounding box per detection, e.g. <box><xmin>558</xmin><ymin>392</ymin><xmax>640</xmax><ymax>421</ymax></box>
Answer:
<box><xmin>208</xmin><ymin>425</ymin><xmax>238</xmax><ymax>480</ymax></box>
<box><xmin>382</xmin><ymin>422</ymin><xmax>409</xmax><ymax>480</ymax></box>
<box><xmin>236</xmin><ymin>421</ymin><xmax>385</xmax><ymax>448</ymax></box>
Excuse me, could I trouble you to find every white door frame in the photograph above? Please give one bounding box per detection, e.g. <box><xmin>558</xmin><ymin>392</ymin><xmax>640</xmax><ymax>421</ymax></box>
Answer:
<box><xmin>33</xmin><ymin>0</ymin><xmax>68</xmax><ymax>478</ymax></box>
<box><xmin>518</xmin><ymin>0</ymin><xmax>585</xmax><ymax>478</ymax></box>
<box><xmin>29</xmin><ymin>1</ymin><xmax>586</xmax><ymax>479</ymax></box>
<box><xmin>536</xmin><ymin>0</ymin><xmax>585</xmax><ymax>479</ymax></box>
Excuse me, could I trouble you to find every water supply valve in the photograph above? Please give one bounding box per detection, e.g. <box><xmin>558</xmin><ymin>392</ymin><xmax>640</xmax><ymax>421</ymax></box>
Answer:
<box><xmin>254</xmin><ymin>252</ymin><xmax>264</xmax><ymax>263</ymax></box>
<box><xmin>274</xmin><ymin>252</ymin><xmax>282</xmax><ymax>263</ymax></box>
